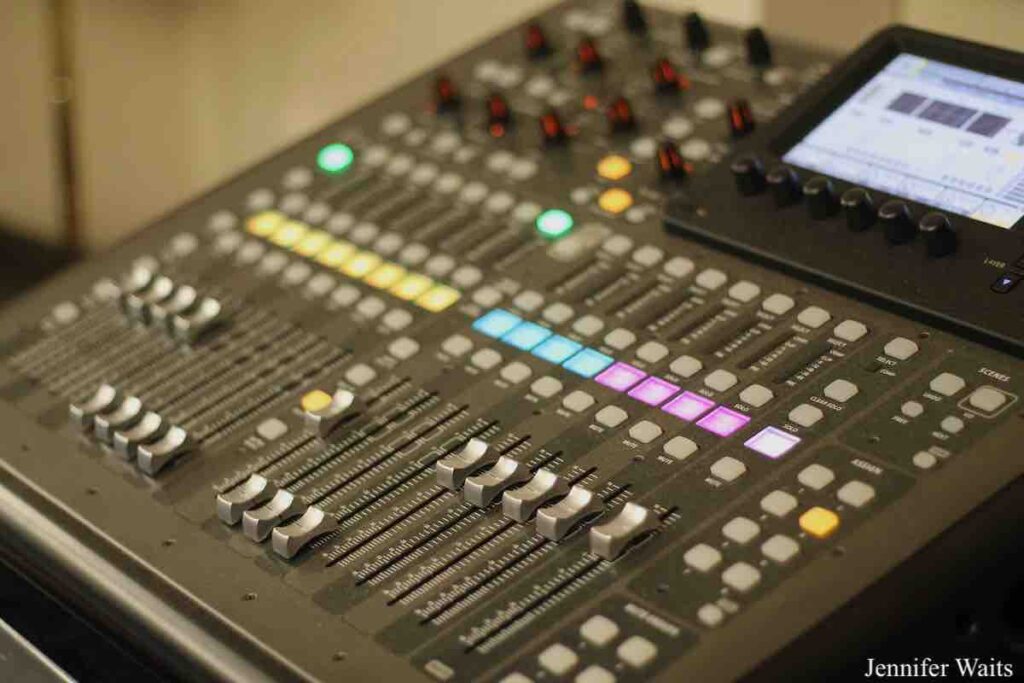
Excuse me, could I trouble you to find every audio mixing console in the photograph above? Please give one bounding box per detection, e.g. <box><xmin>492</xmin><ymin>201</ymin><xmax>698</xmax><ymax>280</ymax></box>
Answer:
<box><xmin>2</xmin><ymin>1</ymin><xmax>1024</xmax><ymax>681</ymax></box>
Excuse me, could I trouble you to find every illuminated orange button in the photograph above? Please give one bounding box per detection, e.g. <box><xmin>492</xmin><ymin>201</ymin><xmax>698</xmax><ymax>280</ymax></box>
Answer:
<box><xmin>340</xmin><ymin>251</ymin><xmax>382</xmax><ymax>278</ymax></box>
<box><xmin>365</xmin><ymin>262</ymin><xmax>407</xmax><ymax>289</ymax></box>
<box><xmin>301</xmin><ymin>389</ymin><xmax>332</xmax><ymax>413</ymax></box>
<box><xmin>316</xmin><ymin>241</ymin><xmax>356</xmax><ymax>268</ymax></box>
<box><xmin>294</xmin><ymin>230</ymin><xmax>332</xmax><ymax>257</ymax></box>
<box><xmin>598</xmin><ymin>188</ymin><xmax>634</xmax><ymax>214</ymax></box>
<box><xmin>269</xmin><ymin>220</ymin><xmax>308</xmax><ymax>248</ymax></box>
<box><xmin>415</xmin><ymin>284</ymin><xmax>461</xmax><ymax>312</ymax></box>
<box><xmin>391</xmin><ymin>273</ymin><xmax>434</xmax><ymax>301</ymax></box>
<box><xmin>246</xmin><ymin>211</ymin><xmax>284</xmax><ymax>237</ymax></box>
<box><xmin>799</xmin><ymin>506</ymin><xmax>840</xmax><ymax>539</ymax></box>
<box><xmin>597</xmin><ymin>154</ymin><xmax>632</xmax><ymax>181</ymax></box>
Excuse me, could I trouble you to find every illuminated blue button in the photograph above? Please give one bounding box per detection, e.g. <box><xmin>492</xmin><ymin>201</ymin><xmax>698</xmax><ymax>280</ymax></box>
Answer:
<box><xmin>502</xmin><ymin>322</ymin><xmax>552</xmax><ymax>351</ymax></box>
<box><xmin>532</xmin><ymin>335</ymin><xmax>582</xmax><ymax>364</ymax></box>
<box><xmin>563</xmin><ymin>348</ymin><xmax>614</xmax><ymax>378</ymax></box>
<box><xmin>472</xmin><ymin>309</ymin><xmax>521</xmax><ymax>338</ymax></box>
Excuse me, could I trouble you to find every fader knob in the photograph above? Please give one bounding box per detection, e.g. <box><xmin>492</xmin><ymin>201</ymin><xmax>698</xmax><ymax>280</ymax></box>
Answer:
<box><xmin>744</xmin><ymin>27</ymin><xmax>773</xmax><ymax>68</ymax></box>
<box><xmin>433</xmin><ymin>75</ymin><xmax>460</xmax><ymax>113</ymax></box>
<box><xmin>879</xmin><ymin>200</ymin><xmax>915</xmax><ymax>244</ymax></box>
<box><xmin>539</xmin><ymin>109</ymin><xmax>568</xmax><ymax>146</ymax></box>
<box><xmin>731</xmin><ymin>155</ymin><xmax>765</xmax><ymax>196</ymax></box>
<box><xmin>576</xmin><ymin>37</ymin><xmax>604</xmax><ymax>73</ymax></box>
<box><xmin>622</xmin><ymin>0</ymin><xmax>648</xmax><ymax>34</ymax></box>
<box><xmin>486</xmin><ymin>93</ymin><xmax>512</xmax><ymax>137</ymax></box>
<box><xmin>766</xmin><ymin>165</ymin><xmax>800</xmax><ymax>207</ymax></box>
<box><xmin>803</xmin><ymin>176</ymin><xmax>838</xmax><ymax>219</ymax></box>
<box><xmin>606</xmin><ymin>96</ymin><xmax>636</xmax><ymax>133</ymax></box>
<box><xmin>840</xmin><ymin>188</ymin><xmax>875</xmax><ymax>231</ymax></box>
<box><xmin>524</xmin><ymin>22</ymin><xmax>552</xmax><ymax>59</ymax></box>
<box><xmin>651</xmin><ymin>57</ymin><xmax>686</xmax><ymax>94</ymax></box>
<box><xmin>726</xmin><ymin>99</ymin><xmax>755</xmax><ymax>137</ymax></box>
<box><xmin>683</xmin><ymin>12</ymin><xmax>710</xmax><ymax>54</ymax></box>
<box><xmin>656</xmin><ymin>141</ymin><xmax>688</xmax><ymax>182</ymax></box>
<box><xmin>919</xmin><ymin>211</ymin><xmax>957</xmax><ymax>257</ymax></box>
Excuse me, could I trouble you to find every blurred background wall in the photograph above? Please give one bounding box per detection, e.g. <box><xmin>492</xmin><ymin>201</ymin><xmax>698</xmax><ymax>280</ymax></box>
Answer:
<box><xmin>1</xmin><ymin>0</ymin><xmax>1022</xmax><ymax>253</ymax></box>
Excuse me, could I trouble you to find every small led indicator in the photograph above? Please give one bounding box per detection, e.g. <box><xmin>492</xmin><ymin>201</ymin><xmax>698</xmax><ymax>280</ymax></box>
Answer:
<box><xmin>535</xmin><ymin>209</ymin><xmax>575</xmax><ymax>240</ymax></box>
<box><xmin>317</xmin><ymin>143</ymin><xmax>355</xmax><ymax>174</ymax></box>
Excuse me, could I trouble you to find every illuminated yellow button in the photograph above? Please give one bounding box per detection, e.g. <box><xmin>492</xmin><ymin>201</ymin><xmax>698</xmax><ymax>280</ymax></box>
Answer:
<box><xmin>390</xmin><ymin>273</ymin><xmax>434</xmax><ymax>301</ymax></box>
<box><xmin>416</xmin><ymin>284</ymin><xmax>461</xmax><ymax>313</ymax></box>
<box><xmin>364</xmin><ymin>262</ymin><xmax>407</xmax><ymax>289</ymax></box>
<box><xmin>246</xmin><ymin>211</ymin><xmax>284</xmax><ymax>237</ymax></box>
<box><xmin>294</xmin><ymin>230</ymin><xmax>332</xmax><ymax>257</ymax></box>
<box><xmin>340</xmin><ymin>251</ymin><xmax>382</xmax><ymax>278</ymax></box>
<box><xmin>301</xmin><ymin>389</ymin><xmax>332</xmax><ymax>413</ymax></box>
<box><xmin>315</xmin><ymin>240</ymin><xmax>356</xmax><ymax>268</ymax></box>
<box><xmin>799</xmin><ymin>506</ymin><xmax>840</xmax><ymax>539</ymax></box>
<box><xmin>269</xmin><ymin>220</ymin><xmax>308</xmax><ymax>248</ymax></box>
<box><xmin>598</xmin><ymin>188</ymin><xmax>634</xmax><ymax>214</ymax></box>
<box><xmin>597</xmin><ymin>154</ymin><xmax>632</xmax><ymax>181</ymax></box>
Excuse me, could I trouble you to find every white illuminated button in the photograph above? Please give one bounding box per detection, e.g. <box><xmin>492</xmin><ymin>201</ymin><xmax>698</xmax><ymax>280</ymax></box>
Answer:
<box><xmin>762</xmin><ymin>293</ymin><xmax>795</xmax><ymax>316</ymax></box>
<box><xmin>728</xmin><ymin>281</ymin><xmax>761</xmax><ymax>303</ymax></box>
<box><xmin>632</xmin><ymin>245</ymin><xmax>664</xmax><ymax>267</ymax></box>
<box><xmin>739</xmin><ymin>384</ymin><xmax>773</xmax><ymax>407</ymax></box>
<box><xmin>837</xmin><ymin>480</ymin><xmax>875</xmax><ymax>508</ymax></box>
<box><xmin>572</xmin><ymin>315</ymin><xmax>605</xmax><ymax>337</ymax></box>
<box><xmin>704</xmin><ymin>369</ymin><xmax>738</xmax><ymax>392</ymax></box>
<box><xmin>531</xmin><ymin>376</ymin><xmax>563</xmax><ymax>398</ymax></box>
<box><xmin>563</xmin><ymin>390</ymin><xmax>595</xmax><ymax>413</ymax></box>
<box><xmin>670</xmin><ymin>355</ymin><xmax>702</xmax><ymax>378</ymax></box>
<box><xmin>711</xmin><ymin>456</ymin><xmax>746</xmax><ymax>482</ymax></box>
<box><xmin>760</xmin><ymin>490</ymin><xmax>798</xmax><ymax>517</ymax></box>
<box><xmin>604</xmin><ymin>328</ymin><xmax>637</xmax><ymax>350</ymax></box>
<box><xmin>442</xmin><ymin>334</ymin><xmax>473</xmax><ymax>357</ymax></box>
<box><xmin>500</xmin><ymin>362</ymin><xmax>532</xmax><ymax>384</ymax></box>
<box><xmin>345</xmin><ymin>363</ymin><xmax>377</xmax><ymax>387</ymax></box>
<box><xmin>542</xmin><ymin>302</ymin><xmax>574</xmax><ymax>325</ymax></box>
<box><xmin>663</xmin><ymin>436</ymin><xmax>698</xmax><ymax>461</ymax></box>
<box><xmin>722</xmin><ymin>562</ymin><xmax>761</xmax><ymax>593</ymax></box>
<box><xmin>788</xmin><ymin>404</ymin><xmax>823</xmax><ymax>427</ymax></box>
<box><xmin>930</xmin><ymin>373</ymin><xmax>966</xmax><ymax>397</ymax></box>
<box><xmin>663</xmin><ymin>256</ymin><xmax>695</xmax><ymax>279</ymax></box>
<box><xmin>761</xmin><ymin>534</ymin><xmax>800</xmax><ymax>564</ymax></box>
<box><xmin>722</xmin><ymin>516</ymin><xmax>760</xmax><ymax>545</ymax></box>
<box><xmin>684</xmin><ymin>543</ymin><xmax>722</xmax><ymax>572</ymax></box>
<box><xmin>388</xmin><ymin>337</ymin><xmax>420</xmax><ymax>360</ymax></box>
<box><xmin>940</xmin><ymin>416</ymin><xmax>965</xmax><ymax>434</ymax></box>
<box><xmin>834</xmin><ymin>319</ymin><xmax>868</xmax><ymax>342</ymax></box>
<box><xmin>636</xmin><ymin>341</ymin><xmax>669</xmax><ymax>364</ymax></box>
<box><xmin>513</xmin><ymin>290</ymin><xmax>544</xmax><ymax>313</ymax></box>
<box><xmin>797</xmin><ymin>306</ymin><xmax>831</xmax><ymax>328</ymax></box>
<box><xmin>798</xmin><ymin>463</ymin><xmax>834</xmax><ymax>490</ymax></box>
<box><xmin>470</xmin><ymin>348</ymin><xmax>502</xmax><ymax>370</ymax></box>
<box><xmin>695</xmin><ymin>268</ymin><xmax>727</xmax><ymax>290</ymax></box>
<box><xmin>969</xmin><ymin>386</ymin><xmax>1007</xmax><ymax>413</ymax></box>
<box><xmin>901</xmin><ymin>401</ymin><xmax>924</xmax><ymax>418</ymax></box>
<box><xmin>595</xmin><ymin>406</ymin><xmax>628</xmax><ymax>428</ymax></box>
<box><xmin>823</xmin><ymin>379</ymin><xmax>858</xmax><ymax>403</ymax></box>
<box><xmin>617</xmin><ymin>636</ymin><xmax>657</xmax><ymax>669</ymax></box>
<box><xmin>628</xmin><ymin>420</ymin><xmax>663</xmax><ymax>444</ymax></box>
<box><xmin>538</xmin><ymin>643</ymin><xmax>578</xmax><ymax>676</ymax></box>
<box><xmin>580</xmin><ymin>615</ymin><xmax>619</xmax><ymax>647</ymax></box>
<box><xmin>884</xmin><ymin>337</ymin><xmax>919</xmax><ymax>360</ymax></box>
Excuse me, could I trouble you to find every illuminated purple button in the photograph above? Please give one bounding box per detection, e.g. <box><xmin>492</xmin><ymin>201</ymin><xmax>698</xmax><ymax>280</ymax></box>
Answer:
<box><xmin>627</xmin><ymin>377</ymin><xmax>680</xmax><ymax>406</ymax></box>
<box><xmin>662</xmin><ymin>391</ymin><xmax>715</xmax><ymax>421</ymax></box>
<box><xmin>595</xmin><ymin>362</ymin><xmax>646</xmax><ymax>392</ymax></box>
<box><xmin>744</xmin><ymin>426</ymin><xmax>801</xmax><ymax>458</ymax></box>
<box><xmin>696</xmin><ymin>406</ymin><xmax>751</xmax><ymax>437</ymax></box>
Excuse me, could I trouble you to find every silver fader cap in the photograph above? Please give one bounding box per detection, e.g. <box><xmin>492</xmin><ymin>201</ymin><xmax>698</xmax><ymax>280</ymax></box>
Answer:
<box><xmin>242</xmin><ymin>489</ymin><xmax>304</xmax><ymax>542</ymax></box>
<box><xmin>112</xmin><ymin>411</ymin><xmax>166</xmax><ymax>460</ymax></box>
<box><xmin>118</xmin><ymin>263</ymin><xmax>156</xmax><ymax>310</ymax></box>
<box><xmin>125</xmin><ymin>275</ymin><xmax>175</xmax><ymax>323</ymax></box>
<box><xmin>436</xmin><ymin>438</ymin><xmax>496</xmax><ymax>491</ymax></box>
<box><xmin>216</xmin><ymin>474</ymin><xmax>278</xmax><ymax>525</ymax></box>
<box><xmin>137</xmin><ymin>425</ymin><xmax>193</xmax><ymax>476</ymax></box>
<box><xmin>93</xmin><ymin>395</ymin><xmax>144</xmax><ymax>444</ymax></box>
<box><xmin>463</xmin><ymin>456</ymin><xmax>532</xmax><ymax>508</ymax></box>
<box><xmin>536</xmin><ymin>485</ymin><xmax>604</xmax><ymax>541</ymax></box>
<box><xmin>588</xmin><ymin>502</ymin><xmax>658</xmax><ymax>560</ymax></box>
<box><xmin>271</xmin><ymin>506</ymin><xmax>338</xmax><ymax>559</ymax></box>
<box><xmin>303</xmin><ymin>389</ymin><xmax>361</xmax><ymax>437</ymax></box>
<box><xmin>172</xmin><ymin>297</ymin><xmax>222</xmax><ymax>343</ymax></box>
<box><xmin>151</xmin><ymin>284</ymin><xmax>198</xmax><ymax>328</ymax></box>
<box><xmin>502</xmin><ymin>468</ymin><xmax>569</xmax><ymax>522</ymax></box>
<box><xmin>69</xmin><ymin>384</ymin><xmax>120</xmax><ymax>430</ymax></box>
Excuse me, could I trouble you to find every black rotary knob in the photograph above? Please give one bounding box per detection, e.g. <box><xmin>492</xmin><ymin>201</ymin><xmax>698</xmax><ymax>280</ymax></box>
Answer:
<box><xmin>744</xmin><ymin>27</ymin><xmax>773</xmax><ymax>68</ymax></box>
<box><xmin>651</xmin><ymin>57</ymin><xmax>685</xmax><ymax>94</ymax></box>
<box><xmin>803</xmin><ymin>176</ymin><xmax>837</xmax><ymax>219</ymax></box>
<box><xmin>683</xmin><ymin>12</ymin><xmax>710</xmax><ymax>54</ymax></box>
<box><xmin>622</xmin><ymin>0</ymin><xmax>648</xmax><ymax>34</ymax></box>
<box><xmin>840</xmin><ymin>188</ymin><xmax>875</xmax><ymax>231</ymax></box>
<box><xmin>919</xmin><ymin>212</ymin><xmax>957</xmax><ymax>257</ymax></box>
<box><xmin>606</xmin><ymin>96</ymin><xmax>636</xmax><ymax>133</ymax></box>
<box><xmin>657</xmin><ymin>141</ymin><xmax>688</xmax><ymax>182</ymax></box>
<box><xmin>539</xmin><ymin>109</ymin><xmax>568</xmax><ymax>146</ymax></box>
<box><xmin>433</xmin><ymin>75</ymin><xmax>460</xmax><ymax>113</ymax></box>
<box><xmin>576</xmin><ymin>37</ymin><xmax>604</xmax><ymax>73</ymax></box>
<box><xmin>726</xmin><ymin>99</ymin><xmax>755</xmax><ymax>138</ymax></box>
<box><xmin>766</xmin><ymin>165</ymin><xmax>800</xmax><ymax>207</ymax></box>
<box><xmin>524</xmin><ymin>22</ymin><xmax>552</xmax><ymax>59</ymax></box>
<box><xmin>731</xmin><ymin>155</ymin><xmax>765</xmax><ymax>196</ymax></box>
<box><xmin>879</xmin><ymin>200</ymin><xmax>915</xmax><ymax>244</ymax></box>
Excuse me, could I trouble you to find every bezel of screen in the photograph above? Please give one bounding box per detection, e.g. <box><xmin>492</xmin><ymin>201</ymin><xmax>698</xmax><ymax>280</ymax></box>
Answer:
<box><xmin>769</xmin><ymin>28</ymin><xmax>1024</xmax><ymax>232</ymax></box>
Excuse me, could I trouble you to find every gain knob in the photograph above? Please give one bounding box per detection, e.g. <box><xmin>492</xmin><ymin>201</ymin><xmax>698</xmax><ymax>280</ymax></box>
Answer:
<box><xmin>656</xmin><ymin>141</ymin><xmax>689</xmax><ymax>182</ymax></box>
<box><xmin>576</xmin><ymin>37</ymin><xmax>603</xmax><ymax>73</ymax></box>
<box><xmin>539</xmin><ymin>109</ymin><xmax>568</xmax><ymax>146</ymax></box>
<box><xmin>432</xmin><ymin>75</ymin><xmax>460</xmax><ymax>113</ymax></box>
<box><xmin>651</xmin><ymin>57</ymin><xmax>687</xmax><ymax>94</ymax></box>
<box><xmin>622</xmin><ymin>0</ymin><xmax>648</xmax><ymax>34</ymax></box>
<box><xmin>919</xmin><ymin>211</ymin><xmax>957</xmax><ymax>257</ymax></box>
<box><xmin>486</xmin><ymin>93</ymin><xmax>512</xmax><ymax>138</ymax></box>
<box><xmin>744</xmin><ymin>27</ymin><xmax>773</xmax><ymax>68</ymax></box>
<box><xmin>879</xmin><ymin>200</ymin><xmax>915</xmax><ymax>244</ymax></box>
<box><xmin>766</xmin><ymin>165</ymin><xmax>800</xmax><ymax>207</ymax></box>
<box><xmin>524</xmin><ymin>22</ymin><xmax>552</xmax><ymax>59</ymax></box>
<box><xmin>726</xmin><ymin>99</ymin><xmax>755</xmax><ymax>137</ymax></box>
<box><xmin>606</xmin><ymin>96</ymin><xmax>636</xmax><ymax>133</ymax></box>
<box><xmin>803</xmin><ymin>176</ymin><xmax>838</xmax><ymax>219</ymax></box>
<box><xmin>731</xmin><ymin>155</ymin><xmax>765</xmax><ymax>196</ymax></box>
<box><xmin>840</xmin><ymin>188</ymin><xmax>875</xmax><ymax>231</ymax></box>
<box><xmin>683</xmin><ymin>12</ymin><xmax>710</xmax><ymax>55</ymax></box>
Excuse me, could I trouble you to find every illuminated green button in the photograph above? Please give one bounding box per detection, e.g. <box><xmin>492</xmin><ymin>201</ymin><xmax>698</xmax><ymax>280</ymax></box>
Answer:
<box><xmin>535</xmin><ymin>209</ymin><xmax>574</xmax><ymax>240</ymax></box>
<box><xmin>317</xmin><ymin>143</ymin><xmax>354</xmax><ymax>174</ymax></box>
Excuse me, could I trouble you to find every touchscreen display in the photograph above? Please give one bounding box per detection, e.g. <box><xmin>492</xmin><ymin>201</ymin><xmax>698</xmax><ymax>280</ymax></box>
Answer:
<box><xmin>783</xmin><ymin>53</ymin><xmax>1024</xmax><ymax>228</ymax></box>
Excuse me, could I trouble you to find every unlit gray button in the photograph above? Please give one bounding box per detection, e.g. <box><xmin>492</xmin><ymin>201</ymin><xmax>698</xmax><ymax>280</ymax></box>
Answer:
<box><xmin>500</xmin><ymin>362</ymin><xmax>532</xmax><ymax>384</ymax></box>
<box><xmin>563</xmin><ymin>390</ymin><xmax>595</xmax><ymax>413</ymax></box>
<box><xmin>670</xmin><ymin>355</ymin><xmax>702</xmax><ymax>378</ymax></box>
<box><xmin>355</xmin><ymin>295</ymin><xmax>386</xmax><ymax>319</ymax></box>
<box><xmin>722</xmin><ymin>516</ymin><xmax>760</xmax><ymax>544</ymax></box>
<box><xmin>823</xmin><ymin>379</ymin><xmax>858</xmax><ymax>403</ymax></box>
<box><xmin>837</xmin><ymin>480</ymin><xmax>875</xmax><ymax>508</ymax></box>
<box><xmin>331</xmin><ymin>284</ymin><xmax>360</xmax><ymax>308</ymax></box>
<box><xmin>388</xmin><ymin>337</ymin><xmax>420</xmax><ymax>360</ymax></box>
<box><xmin>470</xmin><ymin>348</ymin><xmax>502</xmax><ymax>370</ymax></box>
<box><xmin>542</xmin><ymin>302</ymin><xmax>574</xmax><ymax>325</ymax></box>
<box><xmin>797</xmin><ymin>306</ymin><xmax>830</xmax><ymax>328</ymax></box>
<box><xmin>940</xmin><ymin>415</ymin><xmax>964</xmax><ymax>434</ymax></box>
<box><xmin>617</xmin><ymin>636</ymin><xmax>657</xmax><ymax>669</ymax></box>
<box><xmin>789</xmin><ymin>403</ymin><xmax>823</xmax><ymax>427</ymax></box>
<box><xmin>256</xmin><ymin>418</ymin><xmax>288</xmax><ymax>442</ymax></box>
<box><xmin>762</xmin><ymin>293</ymin><xmax>795</xmax><ymax>315</ymax></box>
<box><xmin>722</xmin><ymin>562</ymin><xmax>761</xmax><ymax>593</ymax></box>
<box><xmin>513</xmin><ymin>290</ymin><xmax>544</xmax><ymax>312</ymax></box>
<box><xmin>696</xmin><ymin>268</ymin><xmax>727</xmax><ymax>290</ymax></box>
<box><xmin>580</xmin><ymin>615</ymin><xmax>619</xmax><ymax>647</ymax></box>
<box><xmin>442</xmin><ymin>334</ymin><xmax>473</xmax><ymax>357</ymax></box>
<box><xmin>901</xmin><ymin>401</ymin><xmax>924</xmax><ymax>418</ymax></box>
<box><xmin>684</xmin><ymin>543</ymin><xmax>722</xmax><ymax>572</ymax></box>
<box><xmin>576</xmin><ymin>665</ymin><xmax>615</xmax><ymax>683</ymax></box>
<box><xmin>969</xmin><ymin>386</ymin><xmax>1007</xmax><ymax>413</ymax></box>
<box><xmin>930</xmin><ymin>372</ymin><xmax>965</xmax><ymax>397</ymax></box>
<box><xmin>595</xmin><ymin>406</ymin><xmax>628</xmax><ymax>428</ymax></box>
<box><xmin>704</xmin><ymin>369</ymin><xmax>737</xmax><ymax>392</ymax></box>
<box><xmin>663</xmin><ymin>436</ymin><xmax>698</xmax><ymax>461</ymax></box>
<box><xmin>538</xmin><ymin>643</ymin><xmax>578</xmax><ymax>676</ymax></box>
<box><xmin>603</xmin><ymin>234</ymin><xmax>633</xmax><ymax>256</ymax></box>
<box><xmin>632</xmin><ymin>245</ymin><xmax>664</xmax><ymax>267</ymax></box>
<box><xmin>739</xmin><ymin>384</ymin><xmax>773</xmax><ymax>407</ymax></box>
<box><xmin>531</xmin><ymin>376</ymin><xmax>563</xmax><ymax>398</ymax></box>
<box><xmin>451</xmin><ymin>265</ymin><xmax>483</xmax><ymax>289</ymax></box>
<box><xmin>698</xmin><ymin>603</ymin><xmax>725</xmax><ymax>627</ymax></box>
<box><xmin>761</xmin><ymin>534</ymin><xmax>800</xmax><ymax>564</ymax></box>
<box><xmin>604</xmin><ymin>328</ymin><xmax>637</xmax><ymax>350</ymax></box>
<box><xmin>636</xmin><ymin>341</ymin><xmax>669</xmax><ymax>364</ymax></box>
<box><xmin>663</xmin><ymin>256</ymin><xmax>694</xmax><ymax>279</ymax></box>
<box><xmin>761</xmin><ymin>490</ymin><xmax>797</xmax><ymax>517</ymax></box>
<box><xmin>913</xmin><ymin>451</ymin><xmax>937</xmax><ymax>469</ymax></box>
<box><xmin>345</xmin><ymin>363</ymin><xmax>377</xmax><ymax>387</ymax></box>
<box><xmin>728</xmin><ymin>281</ymin><xmax>761</xmax><ymax>303</ymax></box>
<box><xmin>711</xmin><ymin>456</ymin><xmax>746</xmax><ymax>482</ymax></box>
<box><xmin>884</xmin><ymin>337</ymin><xmax>919</xmax><ymax>360</ymax></box>
<box><xmin>834</xmin><ymin>319</ymin><xmax>868</xmax><ymax>342</ymax></box>
<box><xmin>382</xmin><ymin>308</ymin><xmax>413</xmax><ymax>331</ymax></box>
<box><xmin>628</xmin><ymin>420</ymin><xmax>663</xmax><ymax>444</ymax></box>
<box><xmin>798</xmin><ymin>463</ymin><xmax>834</xmax><ymax>490</ymax></box>
<box><xmin>472</xmin><ymin>286</ymin><xmax>503</xmax><ymax>308</ymax></box>
<box><xmin>573</xmin><ymin>315</ymin><xmax>604</xmax><ymax>337</ymax></box>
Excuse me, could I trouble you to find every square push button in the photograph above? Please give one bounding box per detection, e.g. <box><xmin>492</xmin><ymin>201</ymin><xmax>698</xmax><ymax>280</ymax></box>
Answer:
<box><xmin>991</xmin><ymin>272</ymin><xmax>1021</xmax><ymax>293</ymax></box>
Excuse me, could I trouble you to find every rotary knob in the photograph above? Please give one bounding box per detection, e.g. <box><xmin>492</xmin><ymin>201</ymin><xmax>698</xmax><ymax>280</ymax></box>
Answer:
<box><xmin>879</xmin><ymin>200</ymin><xmax>915</xmax><ymax>244</ymax></box>
<box><xmin>606</xmin><ymin>96</ymin><xmax>636</xmax><ymax>133</ymax></box>
<box><xmin>682</xmin><ymin>12</ymin><xmax>710</xmax><ymax>54</ymax></box>
<box><xmin>766</xmin><ymin>165</ymin><xmax>800</xmax><ymax>207</ymax></box>
<box><xmin>656</xmin><ymin>141</ymin><xmax>689</xmax><ymax>182</ymax></box>
<box><xmin>731</xmin><ymin>155</ymin><xmax>765</xmax><ymax>196</ymax></box>
<box><xmin>524</xmin><ymin>22</ymin><xmax>552</xmax><ymax>59</ymax></box>
<box><xmin>840</xmin><ymin>188</ymin><xmax>875</xmax><ymax>231</ymax></box>
<box><xmin>919</xmin><ymin>211</ymin><xmax>957</xmax><ymax>257</ymax></box>
<box><xmin>432</xmin><ymin>75</ymin><xmax>460</xmax><ymax>113</ymax></box>
<box><xmin>651</xmin><ymin>57</ymin><xmax>686</xmax><ymax>94</ymax></box>
<box><xmin>539</xmin><ymin>109</ymin><xmax>568</xmax><ymax>146</ymax></box>
<box><xmin>803</xmin><ymin>176</ymin><xmax>838</xmax><ymax>219</ymax></box>
<box><xmin>576</xmin><ymin>37</ymin><xmax>603</xmax><ymax>73</ymax></box>
<box><xmin>622</xmin><ymin>0</ymin><xmax>648</xmax><ymax>34</ymax></box>
<box><xmin>486</xmin><ymin>93</ymin><xmax>512</xmax><ymax>137</ymax></box>
<box><xmin>726</xmin><ymin>99</ymin><xmax>755</xmax><ymax>138</ymax></box>
<box><xmin>744</xmin><ymin>27</ymin><xmax>773</xmax><ymax>68</ymax></box>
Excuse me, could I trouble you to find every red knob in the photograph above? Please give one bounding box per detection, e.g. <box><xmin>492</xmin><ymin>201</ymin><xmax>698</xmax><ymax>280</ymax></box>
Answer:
<box><xmin>525</xmin><ymin>22</ymin><xmax>552</xmax><ymax>59</ymax></box>
<box><xmin>576</xmin><ymin>37</ymin><xmax>603</xmax><ymax>73</ymax></box>
<box><xmin>726</xmin><ymin>99</ymin><xmax>755</xmax><ymax>137</ymax></box>
<box><xmin>433</xmin><ymin>75</ymin><xmax>460</xmax><ymax>113</ymax></box>
<box><xmin>651</xmin><ymin>58</ymin><xmax>688</xmax><ymax>93</ymax></box>
<box><xmin>539</xmin><ymin>109</ymin><xmax>568</xmax><ymax>146</ymax></box>
<box><xmin>606</xmin><ymin>96</ymin><xmax>636</xmax><ymax>133</ymax></box>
